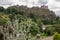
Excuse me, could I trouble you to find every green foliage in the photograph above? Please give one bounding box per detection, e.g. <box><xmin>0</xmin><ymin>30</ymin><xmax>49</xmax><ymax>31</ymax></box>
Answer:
<box><xmin>30</xmin><ymin>23</ymin><xmax>40</xmax><ymax>36</ymax></box>
<box><xmin>0</xmin><ymin>7</ymin><xmax>5</xmax><ymax>12</ymax></box>
<box><xmin>53</xmin><ymin>21</ymin><xmax>57</xmax><ymax>24</ymax></box>
<box><xmin>5</xmin><ymin>7</ymin><xmax>24</xmax><ymax>15</ymax></box>
<box><xmin>0</xmin><ymin>5</ymin><xmax>58</xmax><ymax>40</ymax></box>
<box><xmin>53</xmin><ymin>32</ymin><xmax>60</xmax><ymax>40</ymax></box>
<box><xmin>18</xmin><ymin>10</ymin><xmax>24</xmax><ymax>15</ymax></box>
<box><xmin>40</xmin><ymin>33</ymin><xmax>47</xmax><ymax>38</ymax></box>
<box><xmin>29</xmin><ymin>13</ymin><xmax>38</xmax><ymax>22</ymax></box>
<box><xmin>5</xmin><ymin>7</ymin><xmax>17</xmax><ymax>14</ymax></box>
<box><xmin>56</xmin><ymin>16</ymin><xmax>60</xmax><ymax>22</ymax></box>
<box><xmin>53</xmin><ymin>24</ymin><xmax>60</xmax><ymax>33</ymax></box>
<box><xmin>0</xmin><ymin>17</ymin><xmax>7</xmax><ymax>25</ymax></box>
<box><xmin>0</xmin><ymin>6</ymin><xmax>57</xmax><ymax>38</ymax></box>
<box><xmin>9</xmin><ymin>14</ymin><xmax>15</xmax><ymax>20</ymax></box>
<box><xmin>42</xmin><ymin>19</ymin><xmax>47</xmax><ymax>24</ymax></box>
<box><xmin>0</xmin><ymin>14</ymin><xmax>9</xmax><ymax>25</ymax></box>
<box><xmin>45</xmin><ymin>25</ymin><xmax>56</xmax><ymax>36</ymax></box>
<box><xmin>19</xmin><ymin>18</ymin><xmax>40</xmax><ymax>36</ymax></box>
<box><xmin>42</xmin><ymin>18</ymin><xmax>52</xmax><ymax>25</ymax></box>
<box><xmin>57</xmin><ymin>19</ymin><xmax>60</xmax><ymax>24</ymax></box>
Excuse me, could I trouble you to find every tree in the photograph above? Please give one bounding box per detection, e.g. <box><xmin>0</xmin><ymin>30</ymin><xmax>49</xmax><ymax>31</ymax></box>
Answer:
<box><xmin>0</xmin><ymin>18</ymin><xmax>7</xmax><ymax>25</ymax></box>
<box><xmin>56</xmin><ymin>16</ymin><xmax>60</xmax><ymax>22</ymax></box>
<box><xmin>19</xmin><ymin>18</ymin><xmax>40</xmax><ymax>36</ymax></box>
<box><xmin>18</xmin><ymin>10</ymin><xmax>24</xmax><ymax>15</ymax></box>
<box><xmin>0</xmin><ymin>7</ymin><xmax>5</xmax><ymax>12</ymax></box>
<box><xmin>30</xmin><ymin>23</ymin><xmax>40</xmax><ymax>36</ymax></box>
<box><xmin>53</xmin><ymin>24</ymin><xmax>60</xmax><ymax>33</ymax></box>
<box><xmin>5</xmin><ymin>7</ymin><xmax>17</xmax><ymax>14</ymax></box>
<box><xmin>42</xmin><ymin>18</ymin><xmax>49</xmax><ymax>24</ymax></box>
<box><xmin>29</xmin><ymin>12</ymin><xmax>38</xmax><ymax>22</ymax></box>
<box><xmin>0</xmin><ymin>15</ymin><xmax>9</xmax><ymax>25</ymax></box>
<box><xmin>53</xmin><ymin>32</ymin><xmax>60</xmax><ymax>40</ymax></box>
<box><xmin>44</xmin><ymin>26</ymin><xmax>56</xmax><ymax>36</ymax></box>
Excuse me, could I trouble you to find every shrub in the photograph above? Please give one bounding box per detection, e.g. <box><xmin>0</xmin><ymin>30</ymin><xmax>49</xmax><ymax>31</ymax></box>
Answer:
<box><xmin>0</xmin><ymin>18</ymin><xmax>7</xmax><ymax>25</ymax></box>
<box><xmin>44</xmin><ymin>25</ymin><xmax>56</xmax><ymax>36</ymax></box>
<box><xmin>53</xmin><ymin>32</ymin><xmax>60</xmax><ymax>40</ymax></box>
<box><xmin>30</xmin><ymin>23</ymin><xmax>40</xmax><ymax>36</ymax></box>
<box><xmin>53</xmin><ymin>24</ymin><xmax>60</xmax><ymax>33</ymax></box>
<box><xmin>0</xmin><ymin>7</ymin><xmax>5</xmax><ymax>12</ymax></box>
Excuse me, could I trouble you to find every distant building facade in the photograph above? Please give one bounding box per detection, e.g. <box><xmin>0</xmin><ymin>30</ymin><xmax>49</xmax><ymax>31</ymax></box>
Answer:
<box><xmin>41</xmin><ymin>5</ymin><xmax>48</xmax><ymax>9</ymax></box>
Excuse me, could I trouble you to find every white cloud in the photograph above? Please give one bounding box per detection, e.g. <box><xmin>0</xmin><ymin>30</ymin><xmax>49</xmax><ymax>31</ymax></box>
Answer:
<box><xmin>39</xmin><ymin>0</ymin><xmax>48</xmax><ymax>5</ymax></box>
<box><xmin>0</xmin><ymin>0</ymin><xmax>40</xmax><ymax>7</ymax></box>
<box><xmin>0</xmin><ymin>0</ymin><xmax>14</xmax><ymax>5</ymax></box>
<box><xmin>55</xmin><ymin>0</ymin><xmax>60</xmax><ymax>2</ymax></box>
<box><xmin>48</xmin><ymin>0</ymin><xmax>60</xmax><ymax>9</ymax></box>
<box><xmin>47</xmin><ymin>0</ymin><xmax>60</xmax><ymax>16</ymax></box>
<box><xmin>0</xmin><ymin>0</ymin><xmax>48</xmax><ymax>7</ymax></box>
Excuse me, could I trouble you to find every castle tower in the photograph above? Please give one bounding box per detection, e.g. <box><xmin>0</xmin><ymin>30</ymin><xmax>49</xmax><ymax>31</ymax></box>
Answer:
<box><xmin>41</xmin><ymin>5</ymin><xmax>48</xmax><ymax>9</ymax></box>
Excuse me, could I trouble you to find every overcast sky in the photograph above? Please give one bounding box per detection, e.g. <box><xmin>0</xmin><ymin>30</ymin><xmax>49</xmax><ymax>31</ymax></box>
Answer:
<box><xmin>0</xmin><ymin>0</ymin><xmax>60</xmax><ymax>16</ymax></box>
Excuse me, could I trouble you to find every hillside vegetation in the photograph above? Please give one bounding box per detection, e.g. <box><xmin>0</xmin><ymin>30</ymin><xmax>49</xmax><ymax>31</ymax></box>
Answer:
<box><xmin>0</xmin><ymin>5</ymin><xmax>59</xmax><ymax>40</ymax></box>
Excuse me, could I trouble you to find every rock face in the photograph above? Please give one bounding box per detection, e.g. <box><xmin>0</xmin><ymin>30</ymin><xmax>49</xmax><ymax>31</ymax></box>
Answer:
<box><xmin>9</xmin><ymin>5</ymin><xmax>56</xmax><ymax>19</ymax></box>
